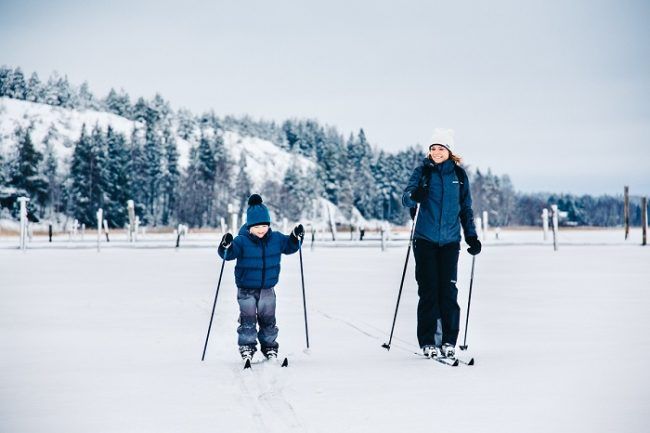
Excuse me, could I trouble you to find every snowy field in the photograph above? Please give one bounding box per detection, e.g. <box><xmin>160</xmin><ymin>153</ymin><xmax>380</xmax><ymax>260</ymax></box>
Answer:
<box><xmin>1</xmin><ymin>233</ymin><xmax>649</xmax><ymax>433</ymax></box>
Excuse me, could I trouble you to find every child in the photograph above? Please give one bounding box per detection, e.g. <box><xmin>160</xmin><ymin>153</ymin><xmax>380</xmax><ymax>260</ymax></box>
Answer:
<box><xmin>218</xmin><ymin>194</ymin><xmax>304</xmax><ymax>361</ymax></box>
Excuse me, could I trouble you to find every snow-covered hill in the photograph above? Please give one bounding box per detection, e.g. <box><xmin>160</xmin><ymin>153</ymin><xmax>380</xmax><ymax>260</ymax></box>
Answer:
<box><xmin>0</xmin><ymin>96</ymin><xmax>138</xmax><ymax>163</ymax></box>
<box><xmin>0</xmin><ymin>97</ymin><xmax>372</xmax><ymax>227</ymax></box>
<box><xmin>0</xmin><ymin>97</ymin><xmax>318</xmax><ymax>192</ymax></box>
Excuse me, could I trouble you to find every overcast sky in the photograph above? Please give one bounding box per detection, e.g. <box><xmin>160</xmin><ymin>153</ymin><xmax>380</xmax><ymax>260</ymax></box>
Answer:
<box><xmin>1</xmin><ymin>0</ymin><xmax>648</xmax><ymax>195</ymax></box>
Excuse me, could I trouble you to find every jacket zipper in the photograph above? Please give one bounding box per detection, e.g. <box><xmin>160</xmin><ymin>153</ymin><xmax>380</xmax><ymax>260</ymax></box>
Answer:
<box><xmin>260</xmin><ymin>239</ymin><xmax>266</xmax><ymax>289</ymax></box>
<box><xmin>438</xmin><ymin>168</ymin><xmax>444</xmax><ymax>237</ymax></box>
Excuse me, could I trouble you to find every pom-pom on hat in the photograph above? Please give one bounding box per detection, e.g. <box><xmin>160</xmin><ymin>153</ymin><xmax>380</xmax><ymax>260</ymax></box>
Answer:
<box><xmin>428</xmin><ymin>128</ymin><xmax>455</xmax><ymax>153</ymax></box>
<box><xmin>246</xmin><ymin>194</ymin><xmax>271</xmax><ymax>228</ymax></box>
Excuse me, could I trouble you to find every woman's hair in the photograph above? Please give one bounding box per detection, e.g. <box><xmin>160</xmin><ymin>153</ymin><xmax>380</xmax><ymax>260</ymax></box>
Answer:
<box><xmin>449</xmin><ymin>152</ymin><xmax>462</xmax><ymax>165</ymax></box>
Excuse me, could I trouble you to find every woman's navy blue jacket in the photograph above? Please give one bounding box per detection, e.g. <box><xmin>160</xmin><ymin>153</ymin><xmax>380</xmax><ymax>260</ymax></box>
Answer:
<box><xmin>402</xmin><ymin>158</ymin><xmax>477</xmax><ymax>245</ymax></box>
<box><xmin>218</xmin><ymin>225</ymin><xmax>300</xmax><ymax>289</ymax></box>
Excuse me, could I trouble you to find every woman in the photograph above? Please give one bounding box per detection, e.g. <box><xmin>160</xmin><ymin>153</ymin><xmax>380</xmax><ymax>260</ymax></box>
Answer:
<box><xmin>402</xmin><ymin>129</ymin><xmax>482</xmax><ymax>359</ymax></box>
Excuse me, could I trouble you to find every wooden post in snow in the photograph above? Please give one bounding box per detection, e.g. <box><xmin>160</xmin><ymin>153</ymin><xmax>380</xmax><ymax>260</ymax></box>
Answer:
<box><xmin>327</xmin><ymin>204</ymin><xmax>336</xmax><ymax>241</ymax></box>
<box><xmin>542</xmin><ymin>208</ymin><xmax>549</xmax><ymax>241</ymax></box>
<box><xmin>175</xmin><ymin>224</ymin><xmax>187</xmax><ymax>248</ymax></box>
<box><xmin>551</xmin><ymin>204</ymin><xmax>559</xmax><ymax>251</ymax></box>
<box><xmin>624</xmin><ymin>186</ymin><xmax>630</xmax><ymax>240</ymax></box>
<box><xmin>103</xmin><ymin>219</ymin><xmax>110</xmax><ymax>242</ymax></box>
<box><xmin>134</xmin><ymin>216</ymin><xmax>140</xmax><ymax>242</ymax></box>
<box><xmin>642</xmin><ymin>197</ymin><xmax>647</xmax><ymax>246</ymax></box>
<box><xmin>18</xmin><ymin>197</ymin><xmax>29</xmax><ymax>250</ymax></box>
<box><xmin>482</xmin><ymin>210</ymin><xmax>489</xmax><ymax>241</ymax></box>
<box><xmin>228</xmin><ymin>203</ymin><xmax>238</xmax><ymax>233</ymax></box>
<box><xmin>127</xmin><ymin>200</ymin><xmax>136</xmax><ymax>242</ymax></box>
<box><xmin>96</xmin><ymin>208</ymin><xmax>103</xmax><ymax>252</ymax></box>
<box><xmin>70</xmin><ymin>219</ymin><xmax>79</xmax><ymax>241</ymax></box>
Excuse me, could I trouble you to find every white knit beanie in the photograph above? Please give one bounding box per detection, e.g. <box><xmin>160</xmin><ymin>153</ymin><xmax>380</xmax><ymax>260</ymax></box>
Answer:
<box><xmin>428</xmin><ymin>128</ymin><xmax>455</xmax><ymax>153</ymax></box>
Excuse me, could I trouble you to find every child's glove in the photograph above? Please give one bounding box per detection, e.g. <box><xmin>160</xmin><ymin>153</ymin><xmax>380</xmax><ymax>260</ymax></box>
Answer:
<box><xmin>466</xmin><ymin>236</ymin><xmax>482</xmax><ymax>255</ymax></box>
<box><xmin>221</xmin><ymin>233</ymin><xmax>233</xmax><ymax>249</ymax></box>
<box><xmin>291</xmin><ymin>224</ymin><xmax>305</xmax><ymax>242</ymax></box>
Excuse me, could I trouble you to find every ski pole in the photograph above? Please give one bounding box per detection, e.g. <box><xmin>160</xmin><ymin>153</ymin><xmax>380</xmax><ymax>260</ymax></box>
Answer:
<box><xmin>298</xmin><ymin>238</ymin><xmax>310</xmax><ymax>349</ymax></box>
<box><xmin>459</xmin><ymin>255</ymin><xmax>476</xmax><ymax>351</ymax></box>
<box><xmin>201</xmin><ymin>250</ymin><xmax>227</xmax><ymax>361</ymax></box>
<box><xmin>382</xmin><ymin>205</ymin><xmax>419</xmax><ymax>350</ymax></box>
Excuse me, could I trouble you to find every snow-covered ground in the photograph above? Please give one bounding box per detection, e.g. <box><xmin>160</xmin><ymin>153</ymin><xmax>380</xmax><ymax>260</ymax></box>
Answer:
<box><xmin>1</xmin><ymin>235</ymin><xmax>649</xmax><ymax>433</ymax></box>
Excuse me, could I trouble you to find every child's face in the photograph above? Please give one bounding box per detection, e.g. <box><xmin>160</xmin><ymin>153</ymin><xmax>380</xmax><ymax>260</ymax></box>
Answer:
<box><xmin>249</xmin><ymin>225</ymin><xmax>269</xmax><ymax>238</ymax></box>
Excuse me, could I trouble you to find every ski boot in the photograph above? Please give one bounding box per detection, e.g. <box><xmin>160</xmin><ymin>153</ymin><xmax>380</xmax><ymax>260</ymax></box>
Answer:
<box><xmin>262</xmin><ymin>347</ymin><xmax>278</xmax><ymax>360</ymax></box>
<box><xmin>422</xmin><ymin>345</ymin><xmax>440</xmax><ymax>358</ymax></box>
<box><xmin>441</xmin><ymin>343</ymin><xmax>455</xmax><ymax>358</ymax></box>
<box><xmin>239</xmin><ymin>345</ymin><xmax>256</xmax><ymax>361</ymax></box>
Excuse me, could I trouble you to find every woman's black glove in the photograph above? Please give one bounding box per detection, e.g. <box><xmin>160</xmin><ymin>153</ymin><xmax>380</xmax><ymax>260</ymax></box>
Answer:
<box><xmin>291</xmin><ymin>224</ymin><xmax>304</xmax><ymax>243</ymax></box>
<box><xmin>410</xmin><ymin>187</ymin><xmax>427</xmax><ymax>203</ymax></box>
<box><xmin>221</xmin><ymin>233</ymin><xmax>233</xmax><ymax>249</ymax></box>
<box><xmin>466</xmin><ymin>236</ymin><xmax>482</xmax><ymax>255</ymax></box>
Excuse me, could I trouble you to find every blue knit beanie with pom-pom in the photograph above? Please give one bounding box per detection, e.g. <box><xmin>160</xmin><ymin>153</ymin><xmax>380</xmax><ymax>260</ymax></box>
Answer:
<box><xmin>246</xmin><ymin>194</ymin><xmax>271</xmax><ymax>228</ymax></box>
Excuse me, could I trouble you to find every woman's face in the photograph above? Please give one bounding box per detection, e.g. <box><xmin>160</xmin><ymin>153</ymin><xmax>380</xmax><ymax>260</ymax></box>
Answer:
<box><xmin>429</xmin><ymin>145</ymin><xmax>450</xmax><ymax>164</ymax></box>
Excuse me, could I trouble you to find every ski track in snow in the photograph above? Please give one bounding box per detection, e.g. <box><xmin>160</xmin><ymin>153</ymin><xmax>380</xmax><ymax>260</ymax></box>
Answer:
<box><xmin>313</xmin><ymin>308</ymin><xmax>424</xmax><ymax>357</ymax></box>
<box><xmin>233</xmin><ymin>359</ymin><xmax>306</xmax><ymax>433</ymax></box>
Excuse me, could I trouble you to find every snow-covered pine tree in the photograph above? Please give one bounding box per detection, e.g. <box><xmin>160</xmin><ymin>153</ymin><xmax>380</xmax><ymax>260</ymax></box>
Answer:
<box><xmin>160</xmin><ymin>126</ymin><xmax>180</xmax><ymax>226</ymax></box>
<box><xmin>132</xmin><ymin>97</ymin><xmax>149</xmax><ymax>124</ymax></box>
<box><xmin>371</xmin><ymin>150</ymin><xmax>392</xmax><ymax>221</ymax></box>
<box><xmin>212</xmin><ymin>132</ymin><xmax>232</xmax><ymax>224</ymax></box>
<box><xmin>281</xmin><ymin>160</ymin><xmax>305</xmax><ymax>221</ymax></box>
<box><xmin>8</xmin><ymin>67</ymin><xmax>27</xmax><ymax>100</ymax></box>
<box><xmin>104</xmin><ymin>126</ymin><xmax>132</xmax><ymax>227</ymax></box>
<box><xmin>25</xmin><ymin>72</ymin><xmax>43</xmax><ymax>103</ymax></box>
<box><xmin>78</xmin><ymin>82</ymin><xmax>99</xmax><ymax>110</ymax></box>
<box><xmin>127</xmin><ymin>127</ymin><xmax>148</xmax><ymax>221</ymax></box>
<box><xmin>177</xmin><ymin>132</ymin><xmax>220</xmax><ymax>227</ymax></box>
<box><xmin>55</xmin><ymin>75</ymin><xmax>76</xmax><ymax>108</ymax></box>
<box><xmin>142</xmin><ymin>125</ymin><xmax>163</xmax><ymax>224</ymax></box>
<box><xmin>177</xmin><ymin>108</ymin><xmax>197</xmax><ymax>140</ymax></box>
<box><xmin>41</xmin><ymin>127</ymin><xmax>61</xmax><ymax>218</ymax></box>
<box><xmin>512</xmin><ymin>194</ymin><xmax>547</xmax><ymax>226</ymax></box>
<box><xmin>316</xmin><ymin>129</ymin><xmax>346</xmax><ymax>205</ymax></box>
<box><xmin>0</xmin><ymin>140</ymin><xmax>7</xmax><ymax>188</ymax></box>
<box><xmin>282</xmin><ymin>120</ymin><xmax>299</xmax><ymax>152</ymax></box>
<box><xmin>150</xmin><ymin>93</ymin><xmax>171</xmax><ymax>125</ymax></box>
<box><xmin>177</xmin><ymin>143</ymin><xmax>209</xmax><ymax>227</ymax></box>
<box><xmin>347</xmin><ymin>129</ymin><xmax>377</xmax><ymax>218</ymax></box>
<box><xmin>69</xmin><ymin>124</ymin><xmax>108</xmax><ymax>225</ymax></box>
<box><xmin>104</xmin><ymin>88</ymin><xmax>133</xmax><ymax>118</ymax></box>
<box><xmin>43</xmin><ymin>72</ymin><xmax>62</xmax><ymax>106</ymax></box>
<box><xmin>10</xmin><ymin>126</ymin><xmax>46</xmax><ymax>205</ymax></box>
<box><xmin>0</xmin><ymin>66</ymin><xmax>11</xmax><ymax>97</ymax></box>
<box><xmin>234</xmin><ymin>153</ymin><xmax>252</xmax><ymax>211</ymax></box>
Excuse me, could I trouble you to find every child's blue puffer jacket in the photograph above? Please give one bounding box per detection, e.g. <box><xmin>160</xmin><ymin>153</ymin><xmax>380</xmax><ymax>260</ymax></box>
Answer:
<box><xmin>218</xmin><ymin>225</ymin><xmax>300</xmax><ymax>289</ymax></box>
